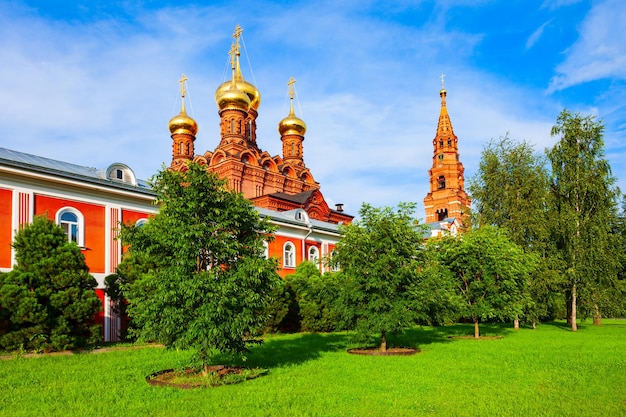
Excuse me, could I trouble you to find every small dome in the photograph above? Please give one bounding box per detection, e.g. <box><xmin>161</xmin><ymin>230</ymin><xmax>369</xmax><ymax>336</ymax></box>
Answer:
<box><xmin>168</xmin><ymin>109</ymin><xmax>198</xmax><ymax>136</ymax></box>
<box><xmin>215</xmin><ymin>80</ymin><xmax>251</xmax><ymax>112</ymax></box>
<box><xmin>278</xmin><ymin>108</ymin><xmax>307</xmax><ymax>136</ymax></box>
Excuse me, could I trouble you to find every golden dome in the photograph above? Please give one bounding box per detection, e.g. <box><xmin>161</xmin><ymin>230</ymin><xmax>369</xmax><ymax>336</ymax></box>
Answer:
<box><xmin>215</xmin><ymin>78</ymin><xmax>251</xmax><ymax>112</ymax></box>
<box><xmin>168</xmin><ymin>109</ymin><xmax>198</xmax><ymax>136</ymax></box>
<box><xmin>279</xmin><ymin>76</ymin><xmax>306</xmax><ymax>136</ymax></box>
<box><xmin>215</xmin><ymin>71</ymin><xmax>260</xmax><ymax>111</ymax></box>
<box><xmin>279</xmin><ymin>106</ymin><xmax>306</xmax><ymax>136</ymax></box>
<box><xmin>169</xmin><ymin>74</ymin><xmax>198</xmax><ymax>136</ymax></box>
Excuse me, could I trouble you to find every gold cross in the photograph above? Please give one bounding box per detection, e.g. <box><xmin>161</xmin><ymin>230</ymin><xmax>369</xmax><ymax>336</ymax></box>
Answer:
<box><xmin>287</xmin><ymin>76</ymin><xmax>296</xmax><ymax>100</ymax></box>
<box><xmin>179</xmin><ymin>74</ymin><xmax>188</xmax><ymax>98</ymax></box>
<box><xmin>233</xmin><ymin>25</ymin><xmax>243</xmax><ymax>41</ymax></box>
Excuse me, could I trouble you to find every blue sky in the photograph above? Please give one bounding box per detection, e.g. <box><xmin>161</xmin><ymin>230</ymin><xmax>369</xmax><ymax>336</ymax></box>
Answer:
<box><xmin>1</xmin><ymin>0</ymin><xmax>624</xmax><ymax>219</ymax></box>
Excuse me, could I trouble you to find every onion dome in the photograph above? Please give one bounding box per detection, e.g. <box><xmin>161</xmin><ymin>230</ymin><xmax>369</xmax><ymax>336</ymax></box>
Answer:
<box><xmin>169</xmin><ymin>75</ymin><xmax>198</xmax><ymax>136</ymax></box>
<box><xmin>278</xmin><ymin>77</ymin><xmax>306</xmax><ymax>136</ymax></box>
<box><xmin>278</xmin><ymin>105</ymin><xmax>307</xmax><ymax>136</ymax></box>
<box><xmin>215</xmin><ymin>25</ymin><xmax>258</xmax><ymax>111</ymax></box>
<box><xmin>215</xmin><ymin>69</ymin><xmax>261</xmax><ymax>111</ymax></box>
<box><xmin>215</xmin><ymin>78</ymin><xmax>251</xmax><ymax>112</ymax></box>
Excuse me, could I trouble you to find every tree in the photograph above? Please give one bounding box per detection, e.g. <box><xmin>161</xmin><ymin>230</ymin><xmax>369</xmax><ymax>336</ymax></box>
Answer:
<box><xmin>432</xmin><ymin>226</ymin><xmax>536</xmax><ymax>338</ymax></box>
<box><xmin>546</xmin><ymin>110</ymin><xmax>621</xmax><ymax>330</ymax></box>
<box><xmin>283</xmin><ymin>261</ymin><xmax>346</xmax><ymax>332</ymax></box>
<box><xmin>119</xmin><ymin>162</ymin><xmax>281</xmax><ymax>372</ymax></box>
<box><xmin>0</xmin><ymin>215</ymin><xmax>101</xmax><ymax>352</ymax></box>
<box><xmin>331</xmin><ymin>202</ymin><xmax>429</xmax><ymax>352</ymax></box>
<box><xmin>468</xmin><ymin>135</ymin><xmax>561</xmax><ymax>328</ymax></box>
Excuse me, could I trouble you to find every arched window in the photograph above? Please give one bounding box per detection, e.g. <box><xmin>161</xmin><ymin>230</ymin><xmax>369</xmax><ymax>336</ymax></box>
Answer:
<box><xmin>56</xmin><ymin>207</ymin><xmax>84</xmax><ymax>246</ymax></box>
<box><xmin>308</xmin><ymin>246</ymin><xmax>319</xmax><ymax>265</ymax></box>
<box><xmin>330</xmin><ymin>249</ymin><xmax>339</xmax><ymax>272</ymax></box>
<box><xmin>136</xmin><ymin>218</ymin><xmax>148</xmax><ymax>227</ymax></box>
<box><xmin>283</xmin><ymin>242</ymin><xmax>295</xmax><ymax>268</ymax></box>
<box><xmin>262</xmin><ymin>240</ymin><xmax>269</xmax><ymax>259</ymax></box>
<box><xmin>438</xmin><ymin>176</ymin><xmax>446</xmax><ymax>189</ymax></box>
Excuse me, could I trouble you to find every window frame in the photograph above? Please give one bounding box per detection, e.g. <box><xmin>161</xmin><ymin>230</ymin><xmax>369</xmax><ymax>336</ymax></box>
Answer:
<box><xmin>56</xmin><ymin>207</ymin><xmax>85</xmax><ymax>247</ymax></box>
<box><xmin>283</xmin><ymin>241</ymin><xmax>296</xmax><ymax>268</ymax></box>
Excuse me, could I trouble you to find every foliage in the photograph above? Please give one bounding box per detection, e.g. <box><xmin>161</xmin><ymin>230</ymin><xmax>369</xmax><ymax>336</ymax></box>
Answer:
<box><xmin>0</xmin><ymin>215</ymin><xmax>101</xmax><ymax>352</ymax></box>
<box><xmin>282</xmin><ymin>262</ymin><xmax>347</xmax><ymax>333</ymax></box>
<box><xmin>331</xmin><ymin>202</ymin><xmax>430</xmax><ymax>350</ymax></box>
<box><xmin>431</xmin><ymin>225</ymin><xmax>537</xmax><ymax>338</ymax></box>
<box><xmin>468</xmin><ymin>135</ymin><xmax>563</xmax><ymax>326</ymax></box>
<box><xmin>469</xmin><ymin>134</ymin><xmax>550</xmax><ymax>248</ymax></box>
<box><xmin>546</xmin><ymin>109</ymin><xmax>622</xmax><ymax>329</ymax></box>
<box><xmin>119</xmin><ymin>162</ymin><xmax>281</xmax><ymax>368</ymax></box>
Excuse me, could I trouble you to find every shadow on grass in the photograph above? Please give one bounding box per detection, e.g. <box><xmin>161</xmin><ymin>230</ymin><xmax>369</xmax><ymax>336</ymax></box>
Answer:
<box><xmin>221</xmin><ymin>322</ymin><xmax>518</xmax><ymax>370</ymax></box>
<box><xmin>237</xmin><ymin>332</ymin><xmax>352</xmax><ymax>368</ymax></box>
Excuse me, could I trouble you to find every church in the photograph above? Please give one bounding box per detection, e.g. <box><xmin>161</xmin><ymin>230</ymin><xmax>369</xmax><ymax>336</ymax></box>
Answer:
<box><xmin>0</xmin><ymin>27</ymin><xmax>469</xmax><ymax>342</ymax></box>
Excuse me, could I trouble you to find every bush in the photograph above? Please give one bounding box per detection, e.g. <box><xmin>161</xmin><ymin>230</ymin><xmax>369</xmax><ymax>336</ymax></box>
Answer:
<box><xmin>0</xmin><ymin>215</ymin><xmax>101</xmax><ymax>352</ymax></box>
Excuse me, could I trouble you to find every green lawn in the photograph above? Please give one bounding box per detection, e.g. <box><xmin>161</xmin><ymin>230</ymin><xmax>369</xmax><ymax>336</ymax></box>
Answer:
<box><xmin>1</xmin><ymin>321</ymin><xmax>625</xmax><ymax>417</ymax></box>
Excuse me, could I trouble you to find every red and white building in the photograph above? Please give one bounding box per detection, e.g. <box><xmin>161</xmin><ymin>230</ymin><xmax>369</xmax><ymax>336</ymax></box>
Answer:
<box><xmin>0</xmin><ymin>26</ymin><xmax>356</xmax><ymax>341</ymax></box>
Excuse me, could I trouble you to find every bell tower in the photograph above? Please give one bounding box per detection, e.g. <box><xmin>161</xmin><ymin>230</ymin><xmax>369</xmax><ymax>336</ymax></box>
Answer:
<box><xmin>423</xmin><ymin>74</ymin><xmax>470</xmax><ymax>227</ymax></box>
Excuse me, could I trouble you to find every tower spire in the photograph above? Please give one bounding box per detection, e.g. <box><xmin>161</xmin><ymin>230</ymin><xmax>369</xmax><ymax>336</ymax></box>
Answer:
<box><xmin>423</xmin><ymin>77</ymin><xmax>470</xmax><ymax>229</ymax></box>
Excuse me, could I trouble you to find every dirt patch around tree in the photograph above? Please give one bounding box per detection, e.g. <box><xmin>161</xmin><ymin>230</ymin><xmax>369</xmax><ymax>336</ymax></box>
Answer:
<box><xmin>347</xmin><ymin>347</ymin><xmax>419</xmax><ymax>356</ymax></box>
<box><xmin>146</xmin><ymin>365</ymin><xmax>268</xmax><ymax>389</ymax></box>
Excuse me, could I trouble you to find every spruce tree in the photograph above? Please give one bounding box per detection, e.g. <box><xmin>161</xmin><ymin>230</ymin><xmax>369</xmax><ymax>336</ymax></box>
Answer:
<box><xmin>0</xmin><ymin>215</ymin><xmax>101</xmax><ymax>351</ymax></box>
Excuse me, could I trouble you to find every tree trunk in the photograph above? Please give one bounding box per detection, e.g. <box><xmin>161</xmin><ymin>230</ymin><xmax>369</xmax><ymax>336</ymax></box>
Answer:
<box><xmin>514</xmin><ymin>316</ymin><xmax>520</xmax><ymax>330</ymax></box>
<box><xmin>571</xmin><ymin>284</ymin><xmax>577</xmax><ymax>331</ymax></box>
<box><xmin>474</xmin><ymin>320</ymin><xmax>480</xmax><ymax>339</ymax></box>
<box><xmin>593</xmin><ymin>304</ymin><xmax>602</xmax><ymax>326</ymax></box>
<box><xmin>532</xmin><ymin>321</ymin><xmax>536</xmax><ymax>330</ymax></box>
<box><xmin>380</xmin><ymin>330</ymin><xmax>387</xmax><ymax>352</ymax></box>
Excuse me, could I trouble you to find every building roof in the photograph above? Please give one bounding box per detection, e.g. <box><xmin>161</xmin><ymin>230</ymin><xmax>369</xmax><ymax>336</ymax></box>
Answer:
<box><xmin>0</xmin><ymin>147</ymin><xmax>153</xmax><ymax>195</ymax></box>
<box><xmin>256</xmin><ymin>207</ymin><xmax>343</xmax><ymax>235</ymax></box>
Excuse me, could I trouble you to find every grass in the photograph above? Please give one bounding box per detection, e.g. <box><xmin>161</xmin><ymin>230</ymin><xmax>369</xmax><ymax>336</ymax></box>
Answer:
<box><xmin>1</xmin><ymin>320</ymin><xmax>625</xmax><ymax>416</ymax></box>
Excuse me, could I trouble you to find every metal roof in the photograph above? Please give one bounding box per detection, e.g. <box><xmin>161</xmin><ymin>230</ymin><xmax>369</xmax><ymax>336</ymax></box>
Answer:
<box><xmin>0</xmin><ymin>147</ymin><xmax>153</xmax><ymax>194</ymax></box>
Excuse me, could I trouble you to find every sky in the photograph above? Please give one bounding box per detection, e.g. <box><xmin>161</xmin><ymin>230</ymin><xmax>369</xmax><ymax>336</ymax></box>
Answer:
<box><xmin>1</xmin><ymin>0</ymin><xmax>625</xmax><ymax>220</ymax></box>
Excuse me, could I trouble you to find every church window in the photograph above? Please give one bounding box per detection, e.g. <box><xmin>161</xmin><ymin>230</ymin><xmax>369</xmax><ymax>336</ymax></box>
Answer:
<box><xmin>439</xmin><ymin>140</ymin><xmax>443</xmax><ymax>149</ymax></box>
<box><xmin>448</xmin><ymin>139</ymin><xmax>451</xmax><ymax>146</ymax></box>
<box><xmin>437</xmin><ymin>208</ymin><xmax>448</xmax><ymax>221</ymax></box>
<box><xmin>456</xmin><ymin>153</ymin><xmax>460</xmax><ymax>161</ymax></box>
<box><xmin>56</xmin><ymin>207</ymin><xmax>84</xmax><ymax>247</ymax></box>
<box><xmin>262</xmin><ymin>240</ymin><xmax>269</xmax><ymax>259</ymax></box>
<box><xmin>308</xmin><ymin>246</ymin><xmax>320</xmax><ymax>265</ymax></box>
<box><xmin>437</xmin><ymin>153</ymin><xmax>444</xmax><ymax>161</ymax></box>
<box><xmin>231</xmin><ymin>119</ymin><xmax>235</xmax><ymax>133</ymax></box>
<box><xmin>115</xmin><ymin>169</ymin><xmax>123</xmax><ymax>180</ymax></box>
<box><xmin>179</xmin><ymin>142</ymin><xmax>184</xmax><ymax>155</ymax></box>
<box><xmin>438</xmin><ymin>176</ymin><xmax>446</xmax><ymax>189</ymax></box>
<box><xmin>291</xmin><ymin>142</ymin><xmax>295</xmax><ymax>155</ymax></box>
<box><xmin>283</xmin><ymin>242</ymin><xmax>295</xmax><ymax>268</ymax></box>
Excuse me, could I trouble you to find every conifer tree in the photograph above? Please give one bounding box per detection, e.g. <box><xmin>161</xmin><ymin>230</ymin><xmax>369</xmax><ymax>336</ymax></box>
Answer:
<box><xmin>0</xmin><ymin>215</ymin><xmax>101</xmax><ymax>351</ymax></box>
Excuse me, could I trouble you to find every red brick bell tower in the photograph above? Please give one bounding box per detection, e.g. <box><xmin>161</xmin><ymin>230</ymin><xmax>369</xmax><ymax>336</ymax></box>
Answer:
<box><xmin>423</xmin><ymin>75</ymin><xmax>471</xmax><ymax>228</ymax></box>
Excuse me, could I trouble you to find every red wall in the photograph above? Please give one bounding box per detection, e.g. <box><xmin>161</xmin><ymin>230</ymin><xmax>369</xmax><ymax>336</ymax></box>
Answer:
<box><xmin>0</xmin><ymin>188</ymin><xmax>12</xmax><ymax>268</ymax></box>
<box><xmin>34</xmin><ymin>195</ymin><xmax>106</xmax><ymax>273</ymax></box>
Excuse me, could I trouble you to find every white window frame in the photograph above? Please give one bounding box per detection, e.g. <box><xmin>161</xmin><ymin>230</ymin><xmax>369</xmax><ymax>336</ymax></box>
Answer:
<box><xmin>308</xmin><ymin>246</ymin><xmax>319</xmax><ymax>265</ymax></box>
<box><xmin>56</xmin><ymin>207</ymin><xmax>85</xmax><ymax>247</ymax></box>
<box><xmin>283</xmin><ymin>242</ymin><xmax>295</xmax><ymax>268</ymax></box>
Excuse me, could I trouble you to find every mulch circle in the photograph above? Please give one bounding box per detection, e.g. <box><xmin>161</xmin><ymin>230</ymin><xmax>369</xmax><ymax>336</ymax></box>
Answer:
<box><xmin>146</xmin><ymin>365</ymin><xmax>267</xmax><ymax>389</ymax></box>
<box><xmin>347</xmin><ymin>347</ymin><xmax>419</xmax><ymax>356</ymax></box>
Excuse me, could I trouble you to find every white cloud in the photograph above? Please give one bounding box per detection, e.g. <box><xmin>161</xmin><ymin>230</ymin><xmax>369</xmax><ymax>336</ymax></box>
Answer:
<box><xmin>548</xmin><ymin>0</ymin><xmax>626</xmax><ymax>92</ymax></box>
<box><xmin>526</xmin><ymin>20</ymin><xmax>552</xmax><ymax>50</ymax></box>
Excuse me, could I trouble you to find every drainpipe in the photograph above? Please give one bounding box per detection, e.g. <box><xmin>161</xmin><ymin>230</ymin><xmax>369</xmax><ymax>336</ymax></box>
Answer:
<box><xmin>302</xmin><ymin>222</ymin><xmax>313</xmax><ymax>264</ymax></box>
